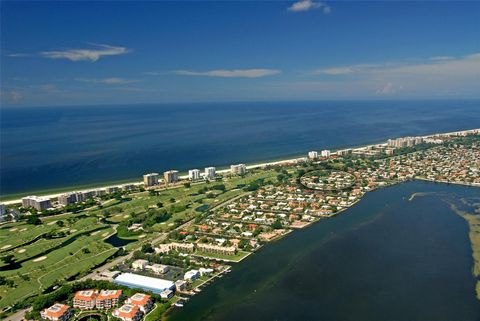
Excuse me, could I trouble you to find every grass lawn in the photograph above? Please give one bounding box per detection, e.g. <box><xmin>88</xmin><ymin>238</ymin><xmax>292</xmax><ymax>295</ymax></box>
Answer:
<box><xmin>145</xmin><ymin>301</ymin><xmax>174</xmax><ymax>321</ymax></box>
<box><xmin>193</xmin><ymin>250</ymin><xmax>251</xmax><ymax>262</ymax></box>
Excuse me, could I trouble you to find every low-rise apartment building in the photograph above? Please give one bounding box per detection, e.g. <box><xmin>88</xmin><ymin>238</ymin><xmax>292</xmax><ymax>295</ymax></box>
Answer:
<box><xmin>126</xmin><ymin>293</ymin><xmax>154</xmax><ymax>313</ymax></box>
<box><xmin>96</xmin><ymin>289</ymin><xmax>122</xmax><ymax>309</ymax></box>
<box><xmin>73</xmin><ymin>290</ymin><xmax>97</xmax><ymax>310</ymax></box>
<box><xmin>40</xmin><ymin>303</ymin><xmax>72</xmax><ymax>321</ymax></box>
<box><xmin>113</xmin><ymin>304</ymin><xmax>143</xmax><ymax>321</ymax></box>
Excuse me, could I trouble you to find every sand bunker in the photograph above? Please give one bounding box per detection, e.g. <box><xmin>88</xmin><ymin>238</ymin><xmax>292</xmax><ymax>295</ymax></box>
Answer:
<box><xmin>9</xmin><ymin>228</ymin><xmax>18</xmax><ymax>232</ymax></box>
<box><xmin>20</xmin><ymin>228</ymin><xmax>27</xmax><ymax>232</ymax></box>
<box><xmin>70</xmin><ymin>229</ymin><xmax>77</xmax><ymax>233</ymax></box>
<box><xmin>138</xmin><ymin>234</ymin><xmax>146</xmax><ymax>239</ymax></box>
<box><xmin>91</xmin><ymin>230</ymin><xmax>100</xmax><ymax>236</ymax></box>
<box><xmin>33</xmin><ymin>256</ymin><xmax>47</xmax><ymax>262</ymax></box>
<box><xmin>18</xmin><ymin>249</ymin><xmax>26</xmax><ymax>253</ymax></box>
<box><xmin>1</xmin><ymin>244</ymin><xmax>12</xmax><ymax>250</ymax></box>
<box><xmin>123</xmin><ymin>215</ymin><xmax>129</xmax><ymax>218</ymax></box>
<box><xmin>47</xmin><ymin>221</ymin><xmax>57</xmax><ymax>225</ymax></box>
<box><xmin>102</xmin><ymin>232</ymin><xmax>109</xmax><ymax>237</ymax></box>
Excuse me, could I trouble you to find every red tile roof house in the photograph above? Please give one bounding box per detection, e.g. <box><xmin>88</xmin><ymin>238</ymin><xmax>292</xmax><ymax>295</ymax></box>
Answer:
<box><xmin>113</xmin><ymin>304</ymin><xmax>143</xmax><ymax>321</ymax></box>
<box><xmin>96</xmin><ymin>289</ymin><xmax>122</xmax><ymax>309</ymax></box>
<box><xmin>73</xmin><ymin>290</ymin><xmax>97</xmax><ymax>310</ymax></box>
<box><xmin>126</xmin><ymin>293</ymin><xmax>154</xmax><ymax>313</ymax></box>
<box><xmin>40</xmin><ymin>303</ymin><xmax>72</xmax><ymax>321</ymax></box>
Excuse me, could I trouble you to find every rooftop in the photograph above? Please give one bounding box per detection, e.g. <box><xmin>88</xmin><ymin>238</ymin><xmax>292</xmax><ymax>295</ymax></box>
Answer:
<box><xmin>114</xmin><ymin>273</ymin><xmax>174</xmax><ymax>293</ymax></box>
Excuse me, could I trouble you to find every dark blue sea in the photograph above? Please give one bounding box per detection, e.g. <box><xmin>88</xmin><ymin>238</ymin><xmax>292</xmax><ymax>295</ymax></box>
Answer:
<box><xmin>1</xmin><ymin>100</ymin><xmax>479</xmax><ymax>196</ymax></box>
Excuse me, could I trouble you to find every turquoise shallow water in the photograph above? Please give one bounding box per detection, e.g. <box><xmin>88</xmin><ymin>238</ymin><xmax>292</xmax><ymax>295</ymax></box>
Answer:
<box><xmin>1</xmin><ymin>100</ymin><xmax>480</xmax><ymax>195</ymax></box>
<box><xmin>167</xmin><ymin>181</ymin><xmax>480</xmax><ymax>321</ymax></box>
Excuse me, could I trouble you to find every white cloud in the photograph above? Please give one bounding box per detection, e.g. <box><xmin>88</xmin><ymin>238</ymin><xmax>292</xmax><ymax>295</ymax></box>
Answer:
<box><xmin>38</xmin><ymin>84</ymin><xmax>64</xmax><ymax>94</ymax></box>
<box><xmin>376</xmin><ymin>82</ymin><xmax>401</xmax><ymax>95</ymax></box>
<box><xmin>274</xmin><ymin>52</ymin><xmax>480</xmax><ymax>98</ymax></box>
<box><xmin>142</xmin><ymin>71</ymin><xmax>166</xmax><ymax>76</ymax></box>
<box><xmin>315</xmin><ymin>53</ymin><xmax>480</xmax><ymax>78</ymax></box>
<box><xmin>288</xmin><ymin>0</ymin><xmax>331</xmax><ymax>13</ymax></box>
<box><xmin>429</xmin><ymin>56</ymin><xmax>454</xmax><ymax>61</ymax></box>
<box><xmin>76</xmin><ymin>77</ymin><xmax>138</xmax><ymax>84</ymax></box>
<box><xmin>173</xmin><ymin>69</ymin><xmax>281</xmax><ymax>78</ymax></box>
<box><xmin>0</xmin><ymin>89</ymin><xmax>22</xmax><ymax>104</ymax></box>
<box><xmin>112</xmin><ymin>87</ymin><xmax>155</xmax><ymax>92</ymax></box>
<box><xmin>40</xmin><ymin>44</ymin><xmax>129</xmax><ymax>62</ymax></box>
<box><xmin>7</xmin><ymin>53</ymin><xmax>32</xmax><ymax>58</ymax></box>
<box><xmin>10</xmin><ymin>90</ymin><xmax>22</xmax><ymax>103</ymax></box>
<box><xmin>314</xmin><ymin>67</ymin><xmax>354</xmax><ymax>75</ymax></box>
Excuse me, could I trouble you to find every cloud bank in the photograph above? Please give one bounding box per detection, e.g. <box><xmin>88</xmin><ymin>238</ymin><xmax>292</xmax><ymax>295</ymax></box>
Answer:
<box><xmin>40</xmin><ymin>44</ymin><xmax>129</xmax><ymax>62</ymax></box>
<box><xmin>76</xmin><ymin>77</ymin><xmax>138</xmax><ymax>84</ymax></box>
<box><xmin>173</xmin><ymin>69</ymin><xmax>281</xmax><ymax>78</ymax></box>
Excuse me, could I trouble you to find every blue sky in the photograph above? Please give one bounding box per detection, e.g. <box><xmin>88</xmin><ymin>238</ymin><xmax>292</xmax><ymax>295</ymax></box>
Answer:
<box><xmin>1</xmin><ymin>0</ymin><xmax>479</xmax><ymax>106</ymax></box>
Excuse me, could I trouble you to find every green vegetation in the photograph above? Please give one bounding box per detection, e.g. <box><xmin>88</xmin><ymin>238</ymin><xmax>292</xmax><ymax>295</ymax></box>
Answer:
<box><xmin>0</xmin><ymin>168</ymin><xmax>279</xmax><ymax>314</ymax></box>
<box><xmin>448</xmin><ymin>199</ymin><xmax>480</xmax><ymax>300</ymax></box>
<box><xmin>193</xmin><ymin>250</ymin><xmax>251</xmax><ymax>262</ymax></box>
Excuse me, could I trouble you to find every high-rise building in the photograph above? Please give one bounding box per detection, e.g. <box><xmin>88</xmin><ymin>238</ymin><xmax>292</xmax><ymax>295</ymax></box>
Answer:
<box><xmin>321</xmin><ymin>150</ymin><xmax>331</xmax><ymax>157</ymax></box>
<box><xmin>106</xmin><ymin>186</ymin><xmax>119</xmax><ymax>193</ymax></box>
<box><xmin>21</xmin><ymin>196</ymin><xmax>52</xmax><ymax>211</ymax></box>
<box><xmin>415</xmin><ymin>137</ymin><xmax>424</xmax><ymax>145</ymax></box>
<box><xmin>336</xmin><ymin>149</ymin><xmax>352</xmax><ymax>156</ymax></box>
<box><xmin>188</xmin><ymin>169</ymin><xmax>201</xmax><ymax>181</ymax></box>
<box><xmin>230</xmin><ymin>164</ymin><xmax>246</xmax><ymax>175</ymax></box>
<box><xmin>164</xmin><ymin>170</ymin><xmax>179</xmax><ymax>184</ymax></box>
<box><xmin>143</xmin><ymin>173</ymin><xmax>159</xmax><ymax>187</ymax></box>
<box><xmin>58</xmin><ymin>193</ymin><xmax>77</xmax><ymax>206</ymax></box>
<box><xmin>308</xmin><ymin>151</ymin><xmax>318</xmax><ymax>159</ymax></box>
<box><xmin>204</xmin><ymin>167</ymin><xmax>216</xmax><ymax>179</ymax></box>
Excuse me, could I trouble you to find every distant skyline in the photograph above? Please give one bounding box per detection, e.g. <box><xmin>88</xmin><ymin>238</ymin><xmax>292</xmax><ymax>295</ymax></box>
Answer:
<box><xmin>1</xmin><ymin>0</ymin><xmax>480</xmax><ymax>107</ymax></box>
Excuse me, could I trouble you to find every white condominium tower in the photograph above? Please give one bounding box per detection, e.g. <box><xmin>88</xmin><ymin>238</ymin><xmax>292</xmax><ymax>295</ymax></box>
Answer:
<box><xmin>308</xmin><ymin>151</ymin><xmax>318</xmax><ymax>159</ymax></box>
<box><xmin>189</xmin><ymin>169</ymin><xmax>201</xmax><ymax>180</ymax></box>
<box><xmin>230</xmin><ymin>164</ymin><xmax>246</xmax><ymax>175</ymax></box>
<box><xmin>321</xmin><ymin>150</ymin><xmax>331</xmax><ymax>157</ymax></box>
<box><xmin>204</xmin><ymin>167</ymin><xmax>216</xmax><ymax>179</ymax></box>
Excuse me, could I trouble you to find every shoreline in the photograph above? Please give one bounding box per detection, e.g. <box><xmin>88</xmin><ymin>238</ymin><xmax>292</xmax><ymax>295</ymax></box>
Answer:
<box><xmin>0</xmin><ymin>156</ymin><xmax>305</xmax><ymax>205</ymax></box>
<box><xmin>1</xmin><ymin>127</ymin><xmax>478</xmax><ymax>204</ymax></box>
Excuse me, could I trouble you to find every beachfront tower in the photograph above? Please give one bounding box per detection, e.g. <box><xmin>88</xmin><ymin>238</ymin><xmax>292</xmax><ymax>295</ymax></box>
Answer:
<box><xmin>188</xmin><ymin>169</ymin><xmax>201</xmax><ymax>181</ymax></box>
<box><xmin>164</xmin><ymin>170</ymin><xmax>179</xmax><ymax>184</ymax></box>
<box><xmin>143</xmin><ymin>173</ymin><xmax>159</xmax><ymax>187</ymax></box>
<box><xmin>204</xmin><ymin>167</ymin><xmax>216</xmax><ymax>179</ymax></box>
<box><xmin>230</xmin><ymin>164</ymin><xmax>246</xmax><ymax>175</ymax></box>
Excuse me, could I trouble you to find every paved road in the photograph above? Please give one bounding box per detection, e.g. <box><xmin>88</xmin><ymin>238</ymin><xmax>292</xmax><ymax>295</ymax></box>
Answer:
<box><xmin>4</xmin><ymin>307</ymin><xmax>32</xmax><ymax>321</ymax></box>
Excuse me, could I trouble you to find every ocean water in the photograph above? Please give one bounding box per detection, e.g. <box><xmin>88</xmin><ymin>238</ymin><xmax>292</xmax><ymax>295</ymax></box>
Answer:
<box><xmin>167</xmin><ymin>181</ymin><xmax>480</xmax><ymax>321</ymax></box>
<box><xmin>1</xmin><ymin>100</ymin><xmax>479</xmax><ymax>196</ymax></box>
